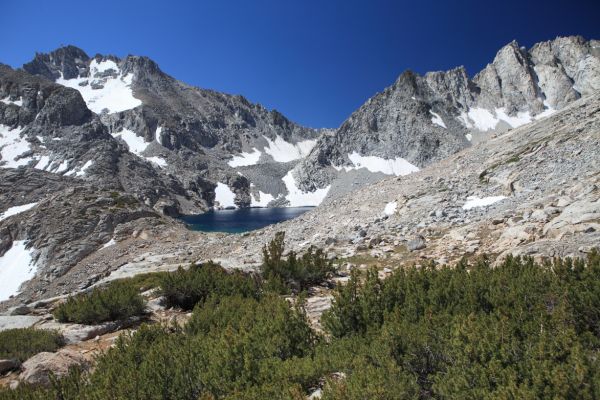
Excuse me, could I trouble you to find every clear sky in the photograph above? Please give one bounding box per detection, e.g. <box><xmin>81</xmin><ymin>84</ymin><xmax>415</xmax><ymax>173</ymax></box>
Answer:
<box><xmin>1</xmin><ymin>0</ymin><xmax>598</xmax><ymax>128</ymax></box>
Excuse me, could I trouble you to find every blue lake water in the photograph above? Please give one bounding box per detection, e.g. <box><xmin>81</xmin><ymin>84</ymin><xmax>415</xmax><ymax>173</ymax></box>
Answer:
<box><xmin>180</xmin><ymin>207</ymin><xmax>313</xmax><ymax>233</ymax></box>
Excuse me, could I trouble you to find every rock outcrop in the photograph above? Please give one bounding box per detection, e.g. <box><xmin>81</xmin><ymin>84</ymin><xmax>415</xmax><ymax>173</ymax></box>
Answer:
<box><xmin>295</xmin><ymin>36</ymin><xmax>600</xmax><ymax>192</ymax></box>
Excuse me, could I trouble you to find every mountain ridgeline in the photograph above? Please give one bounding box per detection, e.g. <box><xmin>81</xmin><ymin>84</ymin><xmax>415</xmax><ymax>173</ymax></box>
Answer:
<box><xmin>0</xmin><ymin>36</ymin><xmax>598</xmax><ymax>303</ymax></box>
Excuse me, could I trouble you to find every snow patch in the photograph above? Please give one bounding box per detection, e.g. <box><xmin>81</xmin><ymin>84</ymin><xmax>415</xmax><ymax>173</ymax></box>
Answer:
<box><xmin>101</xmin><ymin>239</ymin><xmax>116</xmax><ymax>249</ymax></box>
<box><xmin>34</xmin><ymin>155</ymin><xmax>51</xmax><ymax>170</ymax></box>
<box><xmin>228</xmin><ymin>148</ymin><xmax>262</xmax><ymax>167</ymax></box>
<box><xmin>429</xmin><ymin>111</ymin><xmax>447</xmax><ymax>128</ymax></box>
<box><xmin>383</xmin><ymin>201</ymin><xmax>397</xmax><ymax>216</ymax></box>
<box><xmin>145</xmin><ymin>156</ymin><xmax>167</xmax><ymax>168</ymax></box>
<box><xmin>264</xmin><ymin>136</ymin><xmax>316</xmax><ymax>163</ymax></box>
<box><xmin>0</xmin><ymin>125</ymin><xmax>32</xmax><ymax>168</ymax></box>
<box><xmin>0</xmin><ymin>241</ymin><xmax>37</xmax><ymax>301</ymax></box>
<box><xmin>251</xmin><ymin>190</ymin><xmax>275</xmax><ymax>207</ymax></box>
<box><xmin>214</xmin><ymin>182</ymin><xmax>236</xmax><ymax>208</ymax></box>
<box><xmin>56</xmin><ymin>60</ymin><xmax>141</xmax><ymax>114</ymax></box>
<box><xmin>54</xmin><ymin>159</ymin><xmax>69</xmax><ymax>173</ymax></box>
<box><xmin>112</xmin><ymin>129</ymin><xmax>149</xmax><ymax>155</ymax></box>
<box><xmin>335</xmin><ymin>152</ymin><xmax>419</xmax><ymax>176</ymax></box>
<box><xmin>155</xmin><ymin>126</ymin><xmax>163</xmax><ymax>145</ymax></box>
<box><xmin>462</xmin><ymin>196</ymin><xmax>507</xmax><ymax>210</ymax></box>
<box><xmin>494</xmin><ymin>108</ymin><xmax>533</xmax><ymax>128</ymax></box>
<box><xmin>1</xmin><ymin>97</ymin><xmax>23</xmax><ymax>107</ymax></box>
<box><xmin>282</xmin><ymin>170</ymin><xmax>330</xmax><ymax>207</ymax></box>
<box><xmin>75</xmin><ymin>160</ymin><xmax>93</xmax><ymax>176</ymax></box>
<box><xmin>458</xmin><ymin>106</ymin><xmax>552</xmax><ymax>132</ymax></box>
<box><xmin>0</xmin><ymin>203</ymin><xmax>38</xmax><ymax>222</ymax></box>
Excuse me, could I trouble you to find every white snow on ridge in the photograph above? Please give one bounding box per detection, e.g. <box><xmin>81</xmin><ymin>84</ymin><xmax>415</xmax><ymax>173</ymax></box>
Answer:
<box><xmin>56</xmin><ymin>60</ymin><xmax>141</xmax><ymax>114</ymax></box>
<box><xmin>0</xmin><ymin>240</ymin><xmax>37</xmax><ymax>301</ymax></box>
<box><xmin>91</xmin><ymin>59</ymin><xmax>118</xmax><ymax>73</ymax></box>
<box><xmin>264</xmin><ymin>136</ymin><xmax>316</xmax><ymax>163</ymax></box>
<box><xmin>1</xmin><ymin>97</ymin><xmax>23</xmax><ymax>107</ymax></box>
<box><xmin>282</xmin><ymin>170</ymin><xmax>330</xmax><ymax>207</ymax></box>
<box><xmin>145</xmin><ymin>156</ymin><xmax>167</xmax><ymax>168</ymax></box>
<box><xmin>462</xmin><ymin>195</ymin><xmax>506</xmax><ymax>210</ymax></box>
<box><xmin>214</xmin><ymin>182</ymin><xmax>236</xmax><ymax>208</ymax></box>
<box><xmin>228</xmin><ymin>148</ymin><xmax>262</xmax><ymax>167</ymax></box>
<box><xmin>383</xmin><ymin>201</ymin><xmax>397</xmax><ymax>216</ymax></box>
<box><xmin>335</xmin><ymin>152</ymin><xmax>419</xmax><ymax>176</ymax></box>
<box><xmin>429</xmin><ymin>111</ymin><xmax>447</xmax><ymax>128</ymax></box>
<box><xmin>0</xmin><ymin>203</ymin><xmax>38</xmax><ymax>222</ymax></box>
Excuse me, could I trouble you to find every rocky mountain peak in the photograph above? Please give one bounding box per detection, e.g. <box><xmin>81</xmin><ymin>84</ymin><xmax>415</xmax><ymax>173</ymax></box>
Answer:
<box><xmin>23</xmin><ymin>45</ymin><xmax>90</xmax><ymax>80</ymax></box>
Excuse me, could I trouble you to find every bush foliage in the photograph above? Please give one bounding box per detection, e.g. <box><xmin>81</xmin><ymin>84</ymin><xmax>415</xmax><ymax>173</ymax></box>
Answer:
<box><xmin>261</xmin><ymin>231</ymin><xmax>334</xmax><ymax>293</ymax></box>
<box><xmin>160</xmin><ymin>261</ymin><xmax>260</xmax><ymax>310</ymax></box>
<box><xmin>0</xmin><ymin>328</ymin><xmax>64</xmax><ymax>363</ymax></box>
<box><xmin>53</xmin><ymin>280</ymin><xmax>146</xmax><ymax>324</ymax></box>
<box><xmin>3</xmin><ymin>249</ymin><xmax>600</xmax><ymax>399</ymax></box>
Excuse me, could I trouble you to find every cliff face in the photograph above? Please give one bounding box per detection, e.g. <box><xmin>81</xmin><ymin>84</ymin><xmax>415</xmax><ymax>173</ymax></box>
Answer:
<box><xmin>295</xmin><ymin>36</ymin><xmax>600</xmax><ymax>192</ymax></box>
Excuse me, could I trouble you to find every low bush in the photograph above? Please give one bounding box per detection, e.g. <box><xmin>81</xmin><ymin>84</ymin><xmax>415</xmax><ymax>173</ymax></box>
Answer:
<box><xmin>261</xmin><ymin>232</ymin><xmax>335</xmax><ymax>292</ymax></box>
<box><xmin>4</xmin><ymin>250</ymin><xmax>600</xmax><ymax>399</ymax></box>
<box><xmin>53</xmin><ymin>280</ymin><xmax>146</xmax><ymax>324</ymax></box>
<box><xmin>0</xmin><ymin>328</ymin><xmax>64</xmax><ymax>363</ymax></box>
<box><xmin>159</xmin><ymin>261</ymin><xmax>260</xmax><ymax>310</ymax></box>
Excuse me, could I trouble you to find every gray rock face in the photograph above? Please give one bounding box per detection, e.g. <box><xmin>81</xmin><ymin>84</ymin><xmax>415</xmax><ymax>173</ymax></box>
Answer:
<box><xmin>295</xmin><ymin>36</ymin><xmax>599</xmax><ymax>192</ymax></box>
<box><xmin>22</xmin><ymin>48</ymin><xmax>321</xmax><ymax>207</ymax></box>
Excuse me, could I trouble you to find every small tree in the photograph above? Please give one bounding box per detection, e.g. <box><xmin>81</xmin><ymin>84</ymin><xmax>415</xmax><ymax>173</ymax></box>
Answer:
<box><xmin>261</xmin><ymin>232</ymin><xmax>334</xmax><ymax>293</ymax></box>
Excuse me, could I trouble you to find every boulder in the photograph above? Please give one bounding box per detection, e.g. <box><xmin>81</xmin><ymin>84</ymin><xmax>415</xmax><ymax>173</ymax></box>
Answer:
<box><xmin>0</xmin><ymin>316</ymin><xmax>41</xmax><ymax>332</ymax></box>
<box><xmin>19</xmin><ymin>349</ymin><xmax>89</xmax><ymax>386</ymax></box>
<box><xmin>407</xmin><ymin>235</ymin><xmax>426</xmax><ymax>251</ymax></box>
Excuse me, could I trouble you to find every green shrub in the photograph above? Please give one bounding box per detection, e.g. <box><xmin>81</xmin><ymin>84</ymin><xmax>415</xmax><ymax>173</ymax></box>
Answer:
<box><xmin>261</xmin><ymin>232</ymin><xmax>335</xmax><ymax>293</ymax></box>
<box><xmin>0</xmin><ymin>328</ymin><xmax>64</xmax><ymax>363</ymax></box>
<box><xmin>4</xmin><ymin>250</ymin><xmax>600</xmax><ymax>399</ymax></box>
<box><xmin>53</xmin><ymin>280</ymin><xmax>146</xmax><ymax>324</ymax></box>
<box><xmin>159</xmin><ymin>261</ymin><xmax>260</xmax><ymax>310</ymax></box>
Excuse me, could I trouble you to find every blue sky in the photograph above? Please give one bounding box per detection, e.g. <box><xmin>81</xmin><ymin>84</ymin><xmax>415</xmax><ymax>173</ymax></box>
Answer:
<box><xmin>1</xmin><ymin>0</ymin><xmax>598</xmax><ymax>128</ymax></box>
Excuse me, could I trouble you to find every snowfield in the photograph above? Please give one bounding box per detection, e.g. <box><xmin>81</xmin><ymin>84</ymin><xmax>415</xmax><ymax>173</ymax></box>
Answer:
<box><xmin>0</xmin><ymin>203</ymin><xmax>38</xmax><ymax>222</ymax></box>
<box><xmin>334</xmin><ymin>152</ymin><xmax>420</xmax><ymax>176</ymax></box>
<box><xmin>458</xmin><ymin>106</ymin><xmax>556</xmax><ymax>132</ymax></box>
<box><xmin>56</xmin><ymin>59</ymin><xmax>142</xmax><ymax>114</ymax></box>
<box><xmin>264</xmin><ymin>136</ymin><xmax>316</xmax><ymax>163</ymax></box>
<box><xmin>228</xmin><ymin>148</ymin><xmax>262</xmax><ymax>167</ymax></box>
<box><xmin>215</xmin><ymin>182</ymin><xmax>236</xmax><ymax>208</ymax></box>
<box><xmin>0</xmin><ymin>240</ymin><xmax>37</xmax><ymax>301</ymax></box>
<box><xmin>282</xmin><ymin>170</ymin><xmax>330</xmax><ymax>207</ymax></box>
<box><xmin>462</xmin><ymin>195</ymin><xmax>507</xmax><ymax>210</ymax></box>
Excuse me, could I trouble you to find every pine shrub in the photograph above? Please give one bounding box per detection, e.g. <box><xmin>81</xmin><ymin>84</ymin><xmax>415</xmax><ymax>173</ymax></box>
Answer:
<box><xmin>53</xmin><ymin>280</ymin><xmax>146</xmax><ymax>324</ymax></box>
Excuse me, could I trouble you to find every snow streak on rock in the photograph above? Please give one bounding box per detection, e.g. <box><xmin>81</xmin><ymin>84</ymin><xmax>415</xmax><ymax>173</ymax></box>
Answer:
<box><xmin>0</xmin><ymin>203</ymin><xmax>38</xmax><ymax>222</ymax></box>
